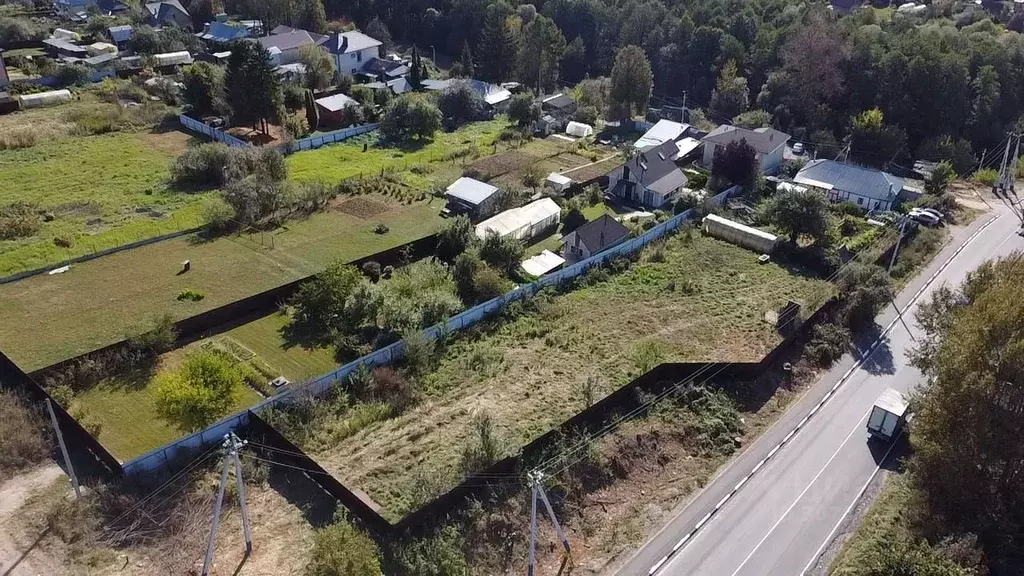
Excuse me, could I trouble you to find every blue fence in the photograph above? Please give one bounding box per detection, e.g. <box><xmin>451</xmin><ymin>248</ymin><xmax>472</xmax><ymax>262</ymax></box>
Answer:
<box><xmin>121</xmin><ymin>186</ymin><xmax>740</xmax><ymax>475</ymax></box>
<box><xmin>179</xmin><ymin>115</ymin><xmax>249</xmax><ymax>147</ymax></box>
<box><xmin>280</xmin><ymin>124</ymin><xmax>379</xmax><ymax>153</ymax></box>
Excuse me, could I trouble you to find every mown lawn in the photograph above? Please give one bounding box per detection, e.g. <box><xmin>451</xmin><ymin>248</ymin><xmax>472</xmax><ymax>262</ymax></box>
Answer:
<box><xmin>204</xmin><ymin>312</ymin><xmax>338</xmax><ymax>383</ymax></box>
<box><xmin>310</xmin><ymin>233</ymin><xmax>834</xmax><ymax>521</ymax></box>
<box><xmin>0</xmin><ymin>200</ymin><xmax>443</xmax><ymax>370</ymax></box>
<box><xmin>0</xmin><ymin>101</ymin><xmax>207</xmax><ymax>276</ymax></box>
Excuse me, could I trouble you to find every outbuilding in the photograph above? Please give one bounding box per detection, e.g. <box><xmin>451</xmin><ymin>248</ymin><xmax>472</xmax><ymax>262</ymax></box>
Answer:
<box><xmin>444</xmin><ymin>177</ymin><xmax>500</xmax><ymax>220</ymax></box>
<box><xmin>566</xmin><ymin>121</ymin><xmax>593</xmax><ymax>138</ymax></box>
<box><xmin>474</xmin><ymin>198</ymin><xmax>561</xmax><ymax>242</ymax></box>
<box><xmin>314</xmin><ymin>92</ymin><xmax>359</xmax><ymax>127</ymax></box>
<box><xmin>521</xmin><ymin>250</ymin><xmax>566</xmax><ymax>277</ymax></box>
<box><xmin>702</xmin><ymin>214</ymin><xmax>778</xmax><ymax>254</ymax></box>
<box><xmin>545</xmin><ymin>172</ymin><xmax>572</xmax><ymax>193</ymax></box>
<box><xmin>794</xmin><ymin>159</ymin><xmax>903</xmax><ymax>212</ymax></box>
<box><xmin>18</xmin><ymin>89</ymin><xmax>72</xmax><ymax>109</ymax></box>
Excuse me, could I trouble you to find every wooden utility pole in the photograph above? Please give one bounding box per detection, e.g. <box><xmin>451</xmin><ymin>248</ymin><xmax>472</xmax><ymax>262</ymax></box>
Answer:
<box><xmin>526</xmin><ymin>471</ymin><xmax>571</xmax><ymax>576</ymax></box>
<box><xmin>45</xmin><ymin>398</ymin><xmax>81</xmax><ymax>498</ymax></box>
<box><xmin>202</xmin><ymin>433</ymin><xmax>252</xmax><ymax>576</ymax></box>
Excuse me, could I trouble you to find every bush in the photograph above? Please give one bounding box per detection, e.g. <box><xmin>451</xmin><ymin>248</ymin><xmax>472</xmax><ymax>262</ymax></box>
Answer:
<box><xmin>562</xmin><ymin>207</ymin><xmax>586</xmax><ymax>233</ymax></box>
<box><xmin>202</xmin><ymin>196</ymin><xmax>235</xmax><ymax>232</ymax></box>
<box><xmin>0</xmin><ymin>390</ymin><xmax>49</xmax><ymax>482</ymax></box>
<box><xmin>172</xmin><ymin>144</ymin><xmax>287</xmax><ymax>188</ymax></box>
<box><xmin>176</xmin><ymin>288</ymin><xmax>206</xmax><ymax>302</ymax></box>
<box><xmin>153</xmin><ymin>351</ymin><xmax>242</xmax><ymax>431</ymax></box>
<box><xmin>361</xmin><ymin>261</ymin><xmax>382</xmax><ymax>282</ymax></box>
<box><xmin>838</xmin><ymin>263</ymin><xmax>894</xmax><ymax>330</ymax></box>
<box><xmin>436</xmin><ymin>215</ymin><xmax>474</xmax><ymax>261</ymax></box>
<box><xmin>478</xmin><ymin>232</ymin><xmax>524</xmax><ymax>277</ymax></box>
<box><xmin>53</xmin><ymin>235</ymin><xmax>74</xmax><ymax>248</ymax></box>
<box><xmin>806</xmin><ymin>322</ymin><xmax>851</xmax><ymax>367</ymax></box>
<box><xmin>972</xmin><ymin>168</ymin><xmax>998</xmax><ymax>186</ymax></box>
<box><xmin>55</xmin><ymin>63</ymin><xmax>92</xmax><ymax>88</ymax></box>
<box><xmin>687</xmin><ymin>171</ymin><xmax>709</xmax><ymax>191</ymax></box>
<box><xmin>130</xmin><ymin>313</ymin><xmax>178</xmax><ymax>354</ymax></box>
<box><xmin>401</xmin><ymin>329</ymin><xmax>435</xmax><ymax>377</ymax></box>
<box><xmin>282</xmin><ymin>84</ymin><xmax>306</xmax><ymax>111</ymax></box>
<box><xmin>460</xmin><ymin>412</ymin><xmax>504</xmax><ymax>474</ymax></box>
<box><xmin>394</xmin><ymin>524</ymin><xmax>470</xmax><ymax>576</ymax></box>
<box><xmin>374</xmin><ymin>222</ymin><xmax>389</xmax><ymax>234</ymax></box>
<box><xmin>0</xmin><ymin>202</ymin><xmax>42</xmax><ymax>240</ymax></box>
<box><xmin>574</xmin><ymin>105</ymin><xmax>599</xmax><ymax>125</ymax></box>
<box><xmin>306</xmin><ymin>519</ymin><xmax>382</xmax><ymax>576</ymax></box>
<box><xmin>366</xmin><ymin>367</ymin><xmax>419</xmax><ymax>412</ymax></box>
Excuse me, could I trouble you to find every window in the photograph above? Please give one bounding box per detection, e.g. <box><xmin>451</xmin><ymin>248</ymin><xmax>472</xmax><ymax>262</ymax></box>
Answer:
<box><xmin>874</xmin><ymin>201</ymin><xmax>881</xmax><ymax>210</ymax></box>
<box><xmin>356</xmin><ymin>51</ymin><xmax>362</xmax><ymax>62</ymax></box>
<box><xmin>857</xmin><ymin>197</ymin><xmax>863</xmax><ymax>205</ymax></box>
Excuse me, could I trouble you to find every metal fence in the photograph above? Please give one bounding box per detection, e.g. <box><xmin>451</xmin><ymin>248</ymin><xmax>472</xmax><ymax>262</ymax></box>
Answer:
<box><xmin>120</xmin><ymin>186</ymin><xmax>740</xmax><ymax>475</ymax></box>
<box><xmin>179</xmin><ymin>115</ymin><xmax>249</xmax><ymax>147</ymax></box>
<box><xmin>279</xmin><ymin>124</ymin><xmax>379</xmax><ymax>153</ymax></box>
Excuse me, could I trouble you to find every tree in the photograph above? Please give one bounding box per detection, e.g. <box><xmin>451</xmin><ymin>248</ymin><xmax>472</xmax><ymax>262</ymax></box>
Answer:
<box><xmin>154</xmin><ymin>352</ymin><xmax>241</xmax><ymax>431</ymax></box>
<box><xmin>909</xmin><ymin>255</ymin><xmax>1024</xmax><ymax>564</ymax></box>
<box><xmin>436</xmin><ymin>215</ymin><xmax>474</xmax><ymax>261</ymax></box>
<box><xmin>562</xmin><ymin>207</ymin><xmax>586</xmax><ymax>233</ymax></box>
<box><xmin>761</xmin><ymin>186</ymin><xmax>831</xmax><ymax>246</ymax></box>
<box><xmin>518</xmin><ymin>14</ymin><xmax>565</xmax><ymax>93</ymax></box>
<box><xmin>294</xmin><ymin>0</ymin><xmax>327</xmax><ymax>33</ymax></box>
<box><xmin>409</xmin><ymin>46</ymin><xmax>423</xmax><ymax>89</ymax></box>
<box><xmin>507</xmin><ymin>92</ymin><xmax>540</xmax><ymax>126</ymax></box>
<box><xmin>609</xmin><ymin>45</ymin><xmax>652</xmax><ymax>122</ymax></box>
<box><xmin>188</xmin><ymin>0</ymin><xmax>215</xmax><ymax>28</ymax></box>
<box><xmin>477</xmin><ymin>4</ymin><xmax>518</xmax><ymax>83</ymax></box>
<box><xmin>380</xmin><ymin>95</ymin><xmax>441</xmax><ymax>141</ymax></box>
<box><xmin>225</xmin><ymin>39</ymin><xmax>283</xmax><ymax>133</ymax></box>
<box><xmin>711</xmin><ymin>139</ymin><xmax>758</xmax><ymax>187</ymax></box>
<box><xmin>306</xmin><ymin>520</ymin><xmax>382</xmax><ymax>576</ymax></box>
<box><xmin>710</xmin><ymin>60</ymin><xmax>749</xmax><ymax>120</ymax></box>
<box><xmin>925</xmin><ymin>161</ymin><xmax>956</xmax><ymax>196</ymax></box>
<box><xmin>299</xmin><ymin>44</ymin><xmax>334</xmax><ymax>91</ymax></box>
<box><xmin>561</xmin><ymin>36</ymin><xmax>587</xmax><ymax>84</ymax></box>
<box><xmin>182</xmin><ymin>62</ymin><xmax>226</xmax><ymax>116</ymax></box>
<box><xmin>733</xmin><ymin>109</ymin><xmax>771</xmax><ymax>129</ymax></box>
<box><xmin>479</xmin><ymin>232</ymin><xmax>524</xmax><ymax>276</ymax></box>
<box><xmin>289</xmin><ymin>261</ymin><xmax>364</xmax><ymax>342</ymax></box>
<box><xmin>451</xmin><ymin>40</ymin><xmax>475</xmax><ymax>78</ymax></box>
<box><xmin>850</xmin><ymin>108</ymin><xmax>906</xmax><ymax>167</ymax></box>
<box><xmin>364</xmin><ymin>18</ymin><xmax>391</xmax><ymax>56</ymax></box>
<box><xmin>836</xmin><ymin>262</ymin><xmax>893</xmax><ymax>329</ymax></box>
<box><xmin>437</xmin><ymin>81</ymin><xmax>484</xmax><ymax>123</ymax></box>
<box><xmin>304</xmin><ymin>89</ymin><xmax>320</xmax><ymax>132</ymax></box>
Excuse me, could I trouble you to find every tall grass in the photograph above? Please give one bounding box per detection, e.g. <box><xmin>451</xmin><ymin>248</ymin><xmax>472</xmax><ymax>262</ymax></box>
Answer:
<box><xmin>0</xmin><ymin>389</ymin><xmax>50</xmax><ymax>482</ymax></box>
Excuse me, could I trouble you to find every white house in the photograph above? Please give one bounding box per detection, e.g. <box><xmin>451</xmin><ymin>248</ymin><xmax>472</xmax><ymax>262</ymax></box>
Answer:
<box><xmin>794</xmin><ymin>159</ymin><xmax>904</xmax><ymax>212</ymax></box>
<box><xmin>560</xmin><ymin>214</ymin><xmax>630</xmax><ymax>264</ymax></box>
<box><xmin>606</xmin><ymin>140</ymin><xmax>688</xmax><ymax>209</ymax></box>
<box><xmin>701</xmin><ymin>125</ymin><xmax>790</xmax><ymax>175</ymax></box>
<box><xmin>322</xmin><ymin>31</ymin><xmax>382</xmax><ymax>75</ymax></box>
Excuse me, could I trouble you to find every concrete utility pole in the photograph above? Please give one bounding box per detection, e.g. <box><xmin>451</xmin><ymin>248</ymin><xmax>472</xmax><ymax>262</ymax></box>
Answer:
<box><xmin>994</xmin><ymin>132</ymin><xmax>1014</xmax><ymax>196</ymax></box>
<box><xmin>681</xmin><ymin>91</ymin><xmax>687</xmax><ymax>123</ymax></box>
<box><xmin>887</xmin><ymin>218</ymin><xmax>915</xmax><ymax>339</ymax></box>
<box><xmin>202</xmin><ymin>433</ymin><xmax>252</xmax><ymax>576</ymax></box>
<box><xmin>45</xmin><ymin>398</ymin><xmax>81</xmax><ymax>498</ymax></box>
<box><xmin>526</xmin><ymin>471</ymin><xmax>572</xmax><ymax>576</ymax></box>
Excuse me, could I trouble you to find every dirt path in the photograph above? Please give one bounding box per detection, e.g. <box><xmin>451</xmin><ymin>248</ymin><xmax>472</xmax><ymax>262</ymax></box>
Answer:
<box><xmin>0</xmin><ymin>463</ymin><xmax>66</xmax><ymax>576</ymax></box>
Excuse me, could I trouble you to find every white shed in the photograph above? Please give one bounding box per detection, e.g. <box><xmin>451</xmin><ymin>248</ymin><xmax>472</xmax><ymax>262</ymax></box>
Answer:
<box><xmin>545</xmin><ymin>172</ymin><xmax>572</xmax><ymax>192</ymax></box>
<box><xmin>566</xmin><ymin>121</ymin><xmax>593</xmax><ymax>138</ymax></box>
<box><xmin>18</xmin><ymin>89</ymin><xmax>72</xmax><ymax>109</ymax></box>
<box><xmin>475</xmin><ymin>198</ymin><xmax>561</xmax><ymax>241</ymax></box>
<box><xmin>702</xmin><ymin>214</ymin><xmax>778</xmax><ymax>254</ymax></box>
<box><xmin>521</xmin><ymin>250</ymin><xmax>566</xmax><ymax>277</ymax></box>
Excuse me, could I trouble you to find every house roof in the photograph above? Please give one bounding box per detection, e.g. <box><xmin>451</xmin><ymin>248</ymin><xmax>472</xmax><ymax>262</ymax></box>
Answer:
<box><xmin>541</xmin><ymin>93</ymin><xmax>574</xmax><ymax>110</ymax></box>
<box><xmin>362</xmin><ymin>76</ymin><xmax>412</xmax><ymax>94</ymax></box>
<box><xmin>468</xmin><ymin>79</ymin><xmax>511</xmax><ymax>106</ymax></box>
<box><xmin>200</xmin><ymin>22</ymin><xmax>250</xmax><ymax>42</ymax></box>
<box><xmin>269</xmin><ymin>25</ymin><xmax>327</xmax><ymax>44</ymax></box>
<box><xmin>145</xmin><ymin>0</ymin><xmax>189</xmax><ymax>21</ymax></box>
<box><xmin>634</xmin><ymin>119</ymin><xmax>689</xmax><ymax>150</ymax></box>
<box><xmin>421</xmin><ymin>78</ymin><xmax>452</xmax><ymax>91</ymax></box>
<box><xmin>315</xmin><ymin>92</ymin><xmax>358</xmax><ymax>112</ymax></box>
<box><xmin>614</xmin><ymin>140</ymin><xmax>688</xmax><ymax>195</ymax></box>
<box><xmin>84</xmin><ymin>52</ymin><xmax>118</xmax><ymax>66</ymax></box>
<box><xmin>445</xmin><ymin>177</ymin><xmax>499</xmax><ymax>206</ymax></box>
<box><xmin>365</xmin><ymin>57</ymin><xmax>403</xmax><ymax>74</ymax></box>
<box><xmin>108</xmin><ymin>24</ymin><xmax>132</xmax><ymax>43</ymax></box>
<box><xmin>794</xmin><ymin>159</ymin><xmax>903</xmax><ymax>202</ymax></box>
<box><xmin>322</xmin><ymin>31</ymin><xmax>382</xmax><ymax>54</ymax></box>
<box><xmin>702</xmin><ymin>124</ymin><xmax>790</xmax><ymax>154</ymax></box>
<box><xmin>257</xmin><ymin>30</ymin><xmax>317</xmax><ymax>52</ymax></box>
<box><xmin>43</xmin><ymin>38</ymin><xmax>88</xmax><ymax>54</ymax></box>
<box><xmin>564</xmin><ymin>214</ymin><xmax>630</xmax><ymax>253</ymax></box>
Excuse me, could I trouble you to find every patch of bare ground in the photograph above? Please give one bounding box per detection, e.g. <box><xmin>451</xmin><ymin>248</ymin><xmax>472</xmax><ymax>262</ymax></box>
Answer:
<box><xmin>332</xmin><ymin>196</ymin><xmax>393</xmax><ymax>220</ymax></box>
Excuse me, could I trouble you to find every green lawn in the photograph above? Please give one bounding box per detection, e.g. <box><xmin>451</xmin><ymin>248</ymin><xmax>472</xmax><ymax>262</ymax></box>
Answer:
<box><xmin>205</xmin><ymin>312</ymin><xmax>338</xmax><ymax>383</ymax></box>
<box><xmin>0</xmin><ymin>101</ymin><xmax>206</xmax><ymax>276</ymax></box>
<box><xmin>0</xmin><ymin>200</ymin><xmax>444</xmax><ymax>370</ymax></box>
<box><xmin>73</xmin><ymin>371</ymin><xmax>262</xmax><ymax>461</ymax></box>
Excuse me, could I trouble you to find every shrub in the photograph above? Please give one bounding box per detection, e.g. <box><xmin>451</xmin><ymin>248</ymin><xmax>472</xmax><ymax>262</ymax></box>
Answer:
<box><xmin>972</xmin><ymin>168</ymin><xmax>998</xmax><ymax>186</ymax></box>
<box><xmin>0</xmin><ymin>202</ymin><xmax>42</xmax><ymax>240</ymax></box>
<box><xmin>574</xmin><ymin>105</ymin><xmax>599</xmax><ymax>126</ymax></box>
<box><xmin>374</xmin><ymin>222</ymin><xmax>389</xmax><ymax>234</ymax></box>
<box><xmin>673</xmin><ymin>385</ymin><xmax>744</xmax><ymax>456</ymax></box>
<box><xmin>0</xmin><ymin>127</ymin><xmax>37</xmax><ymax>150</ymax></box>
<box><xmin>153</xmin><ymin>351</ymin><xmax>242</xmax><ymax>431</ymax></box>
<box><xmin>172</xmin><ymin>144</ymin><xmax>287</xmax><ymax>188</ymax></box>
<box><xmin>838</xmin><ymin>263</ymin><xmax>894</xmax><ymax>330</ymax></box>
<box><xmin>0</xmin><ymin>390</ymin><xmax>49</xmax><ymax>482</ymax></box>
<box><xmin>832</xmin><ymin>200</ymin><xmax>866</xmax><ymax>217</ymax></box>
<box><xmin>366</xmin><ymin>367</ymin><xmax>419</xmax><ymax>412</ymax></box>
<box><xmin>176</xmin><ymin>288</ymin><xmax>206</xmax><ymax>302</ymax></box>
<box><xmin>131</xmin><ymin>313</ymin><xmax>178</xmax><ymax>354</ymax></box>
<box><xmin>361</xmin><ymin>261</ymin><xmax>382</xmax><ymax>282</ymax></box>
<box><xmin>472</xmin><ymin>265</ymin><xmax>508</xmax><ymax>301</ymax></box>
<box><xmin>401</xmin><ymin>329</ymin><xmax>435</xmax><ymax>377</ymax></box>
<box><xmin>806</xmin><ymin>322</ymin><xmax>851</xmax><ymax>367</ymax></box>
<box><xmin>53</xmin><ymin>235</ymin><xmax>74</xmax><ymax>248</ymax></box>
<box><xmin>479</xmin><ymin>232</ymin><xmax>524</xmax><ymax>277</ymax></box>
<box><xmin>687</xmin><ymin>171</ymin><xmax>709</xmax><ymax>191</ymax></box>
<box><xmin>55</xmin><ymin>63</ymin><xmax>92</xmax><ymax>88</ymax></box>
<box><xmin>394</xmin><ymin>525</ymin><xmax>470</xmax><ymax>576</ymax></box>
<box><xmin>282</xmin><ymin>84</ymin><xmax>306</xmax><ymax>111</ymax></box>
<box><xmin>460</xmin><ymin>412</ymin><xmax>503</xmax><ymax>474</ymax></box>
<box><xmin>632</xmin><ymin>340</ymin><xmax>666</xmax><ymax>374</ymax></box>
<box><xmin>306</xmin><ymin>519</ymin><xmax>382</xmax><ymax>576</ymax></box>
<box><xmin>202</xmin><ymin>196</ymin><xmax>235</xmax><ymax>232</ymax></box>
<box><xmin>436</xmin><ymin>215</ymin><xmax>474</xmax><ymax>261</ymax></box>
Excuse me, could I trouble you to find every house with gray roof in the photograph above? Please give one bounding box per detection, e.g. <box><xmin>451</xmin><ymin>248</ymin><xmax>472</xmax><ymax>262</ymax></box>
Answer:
<box><xmin>322</xmin><ymin>30</ymin><xmax>382</xmax><ymax>76</ymax></box>
<box><xmin>701</xmin><ymin>124</ymin><xmax>790</xmax><ymax>175</ymax></box>
<box><xmin>197</xmin><ymin>22</ymin><xmax>250</xmax><ymax>44</ymax></box>
<box><xmin>794</xmin><ymin>159</ymin><xmax>903</xmax><ymax>212</ymax></box>
<box><xmin>108</xmin><ymin>24</ymin><xmax>133</xmax><ymax>46</ymax></box>
<box><xmin>145</xmin><ymin>0</ymin><xmax>191</xmax><ymax>29</ymax></box>
<box><xmin>606</xmin><ymin>140</ymin><xmax>688</xmax><ymax>209</ymax></box>
<box><xmin>561</xmin><ymin>214</ymin><xmax>630</xmax><ymax>264</ymax></box>
<box><xmin>257</xmin><ymin>30</ymin><xmax>319</xmax><ymax>65</ymax></box>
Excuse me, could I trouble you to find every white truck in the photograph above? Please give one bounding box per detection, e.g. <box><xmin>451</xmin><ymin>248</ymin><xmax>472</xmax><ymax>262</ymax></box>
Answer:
<box><xmin>867</xmin><ymin>388</ymin><xmax>909</xmax><ymax>442</ymax></box>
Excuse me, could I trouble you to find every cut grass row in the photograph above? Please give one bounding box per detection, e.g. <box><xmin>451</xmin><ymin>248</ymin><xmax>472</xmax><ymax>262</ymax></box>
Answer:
<box><xmin>305</xmin><ymin>233</ymin><xmax>834</xmax><ymax>521</ymax></box>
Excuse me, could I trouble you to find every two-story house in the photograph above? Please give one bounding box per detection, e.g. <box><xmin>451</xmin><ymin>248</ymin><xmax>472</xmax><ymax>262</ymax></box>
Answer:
<box><xmin>322</xmin><ymin>31</ymin><xmax>382</xmax><ymax>76</ymax></box>
<box><xmin>606</xmin><ymin>140</ymin><xmax>689</xmax><ymax>209</ymax></box>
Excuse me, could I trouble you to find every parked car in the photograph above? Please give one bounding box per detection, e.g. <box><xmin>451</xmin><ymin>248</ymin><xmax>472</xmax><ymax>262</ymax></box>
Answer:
<box><xmin>913</xmin><ymin>207</ymin><xmax>943</xmax><ymax>221</ymax></box>
<box><xmin>909</xmin><ymin>209</ymin><xmax>940</xmax><ymax>227</ymax></box>
<box><xmin>792</xmin><ymin>142</ymin><xmax>805</xmax><ymax>155</ymax></box>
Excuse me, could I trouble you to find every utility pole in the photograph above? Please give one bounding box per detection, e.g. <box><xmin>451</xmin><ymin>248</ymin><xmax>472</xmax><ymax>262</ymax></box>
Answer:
<box><xmin>887</xmin><ymin>218</ymin><xmax>915</xmax><ymax>340</ymax></box>
<box><xmin>994</xmin><ymin>132</ymin><xmax>1014</xmax><ymax>196</ymax></box>
<box><xmin>45</xmin><ymin>398</ymin><xmax>81</xmax><ymax>498</ymax></box>
<box><xmin>202</xmin><ymin>433</ymin><xmax>252</xmax><ymax>576</ymax></box>
<box><xmin>526</xmin><ymin>471</ymin><xmax>571</xmax><ymax>576</ymax></box>
<box><xmin>681</xmin><ymin>91</ymin><xmax>687</xmax><ymax>124</ymax></box>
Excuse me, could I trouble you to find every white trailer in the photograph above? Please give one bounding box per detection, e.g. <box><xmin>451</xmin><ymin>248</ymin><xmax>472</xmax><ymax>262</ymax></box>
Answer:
<box><xmin>867</xmin><ymin>388</ymin><xmax>909</xmax><ymax>442</ymax></box>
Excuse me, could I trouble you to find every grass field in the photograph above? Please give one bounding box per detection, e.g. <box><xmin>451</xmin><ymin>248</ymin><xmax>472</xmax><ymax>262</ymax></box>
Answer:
<box><xmin>0</xmin><ymin>198</ymin><xmax>444</xmax><ymax>370</ymax></box>
<box><xmin>305</xmin><ymin>233</ymin><xmax>833</xmax><ymax>521</ymax></box>
<box><xmin>0</xmin><ymin>99</ymin><xmax>209</xmax><ymax>276</ymax></box>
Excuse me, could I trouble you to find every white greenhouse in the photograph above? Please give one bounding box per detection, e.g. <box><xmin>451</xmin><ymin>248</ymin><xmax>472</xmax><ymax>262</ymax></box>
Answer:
<box><xmin>475</xmin><ymin>198</ymin><xmax>561</xmax><ymax>242</ymax></box>
<box><xmin>153</xmin><ymin>51</ymin><xmax>194</xmax><ymax>67</ymax></box>
<box><xmin>565</xmin><ymin>121</ymin><xmax>593</xmax><ymax>138</ymax></box>
<box><xmin>703</xmin><ymin>214</ymin><xmax>779</xmax><ymax>254</ymax></box>
<box><xmin>18</xmin><ymin>89</ymin><xmax>72</xmax><ymax>109</ymax></box>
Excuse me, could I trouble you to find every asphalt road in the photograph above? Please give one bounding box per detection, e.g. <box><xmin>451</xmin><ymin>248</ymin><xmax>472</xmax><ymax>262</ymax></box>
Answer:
<box><xmin>617</xmin><ymin>207</ymin><xmax>1023</xmax><ymax>576</ymax></box>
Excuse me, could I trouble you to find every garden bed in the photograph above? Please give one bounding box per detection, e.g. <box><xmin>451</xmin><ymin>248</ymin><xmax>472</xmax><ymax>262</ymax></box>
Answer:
<box><xmin>287</xmin><ymin>233</ymin><xmax>833</xmax><ymax>522</ymax></box>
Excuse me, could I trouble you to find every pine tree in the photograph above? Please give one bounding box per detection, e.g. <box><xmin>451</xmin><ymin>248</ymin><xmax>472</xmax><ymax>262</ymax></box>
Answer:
<box><xmin>304</xmin><ymin>89</ymin><xmax>320</xmax><ymax>132</ymax></box>
<box><xmin>410</xmin><ymin>46</ymin><xmax>422</xmax><ymax>89</ymax></box>
<box><xmin>477</xmin><ymin>6</ymin><xmax>518</xmax><ymax>83</ymax></box>
<box><xmin>225</xmin><ymin>40</ymin><xmax>283</xmax><ymax>134</ymax></box>
<box><xmin>458</xmin><ymin>40</ymin><xmax>475</xmax><ymax>78</ymax></box>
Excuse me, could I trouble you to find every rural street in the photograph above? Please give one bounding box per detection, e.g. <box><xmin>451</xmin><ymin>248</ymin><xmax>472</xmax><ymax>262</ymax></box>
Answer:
<box><xmin>617</xmin><ymin>204</ymin><xmax>1023</xmax><ymax>576</ymax></box>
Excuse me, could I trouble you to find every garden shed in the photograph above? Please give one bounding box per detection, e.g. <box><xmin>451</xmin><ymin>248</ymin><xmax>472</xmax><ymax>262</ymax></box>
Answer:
<box><xmin>474</xmin><ymin>198</ymin><xmax>561</xmax><ymax>241</ymax></box>
<box><xmin>444</xmin><ymin>177</ymin><xmax>500</xmax><ymax>220</ymax></box>
<box><xmin>702</xmin><ymin>214</ymin><xmax>778</xmax><ymax>254</ymax></box>
<box><xmin>545</xmin><ymin>172</ymin><xmax>572</xmax><ymax>192</ymax></box>
<box><xmin>521</xmin><ymin>249</ymin><xmax>566</xmax><ymax>277</ymax></box>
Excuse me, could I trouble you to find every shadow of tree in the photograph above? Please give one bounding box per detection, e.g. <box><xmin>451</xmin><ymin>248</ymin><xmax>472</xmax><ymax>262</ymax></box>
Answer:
<box><xmin>853</xmin><ymin>323</ymin><xmax>897</xmax><ymax>376</ymax></box>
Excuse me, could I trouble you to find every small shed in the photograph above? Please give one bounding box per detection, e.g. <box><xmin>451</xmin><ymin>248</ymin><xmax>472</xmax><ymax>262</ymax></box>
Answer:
<box><xmin>108</xmin><ymin>25</ymin><xmax>133</xmax><ymax>45</ymax></box>
<box><xmin>521</xmin><ymin>250</ymin><xmax>566</xmax><ymax>277</ymax></box>
<box><xmin>474</xmin><ymin>197</ymin><xmax>561</xmax><ymax>241</ymax></box>
<box><xmin>87</xmin><ymin>42</ymin><xmax>118</xmax><ymax>56</ymax></box>
<box><xmin>314</xmin><ymin>92</ymin><xmax>358</xmax><ymax>127</ymax></box>
<box><xmin>702</xmin><ymin>214</ymin><xmax>778</xmax><ymax>254</ymax></box>
<box><xmin>444</xmin><ymin>177</ymin><xmax>500</xmax><ymax>220</ymax></box>
<box><xmin>18</xmin><ymin>89</ymin><xmax>72</xmax><ymax>109</ymax></box>
<box><xmin>566</xmin><ymin>121</ymin><xmax>593</xmax><ymax>138</ymax></box>
<box><xmin>545</xmin><ymin>172</ymin><xmax>572</xmax><ymax>193</ymax></box>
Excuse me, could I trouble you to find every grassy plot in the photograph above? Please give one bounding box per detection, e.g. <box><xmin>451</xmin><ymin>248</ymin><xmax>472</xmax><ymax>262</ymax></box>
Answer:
<box><xmin>307</xmin><ymin>234</ymin><xmax>833</xmax><ymax>521</ymax></box>
<box><xmin>0</xmin><ymin>100</ymin><xmax>208</xmax><ymax>276</ymax></box>
<box><xmin>0</xmin><ymin>200</ymin><xmax>443</xmax><ymax>370</ymax></box>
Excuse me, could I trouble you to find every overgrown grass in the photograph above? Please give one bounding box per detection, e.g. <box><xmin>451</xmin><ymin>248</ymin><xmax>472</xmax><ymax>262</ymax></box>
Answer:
<box><xmin>304</xmin><ymin>234</ymin><xmax>832</xmax><ymax>521</ymax></box>
<box><xmin>0</xmin><ymin>389</ymin><xmax>50</xmax><ymax>482</ymax></box>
